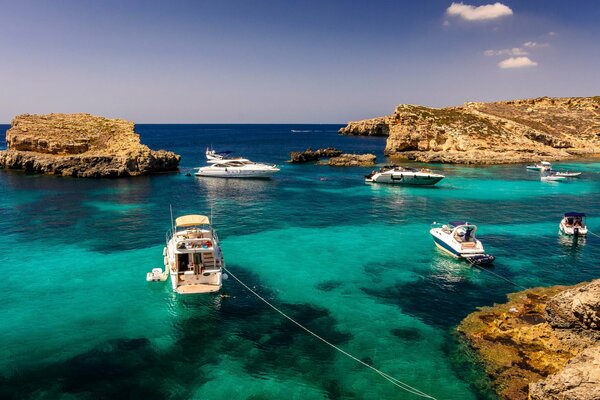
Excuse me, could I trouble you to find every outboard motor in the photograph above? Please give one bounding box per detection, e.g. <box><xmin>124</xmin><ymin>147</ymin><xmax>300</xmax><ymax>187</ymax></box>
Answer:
<box><xmin>574</xmin><ymin>227</ymin><xmax>579</xmax><ymax>238</ymax></box>
<box><xmin>466</xmin><ymin>254</ymin><xmax>496</xmax><ymax>266</ymax></box>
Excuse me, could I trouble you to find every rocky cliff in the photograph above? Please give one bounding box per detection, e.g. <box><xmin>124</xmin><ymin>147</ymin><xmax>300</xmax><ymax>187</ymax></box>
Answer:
<box><xmin>457</xmin><ymin>279</ymin><xmax>600</xmax><ymax>400</ymax></box>
<box><xmin>0</xmin><ymin>113</ymin><xmax>180</xmax><ymax>177</ymax></box>
<box><xmin>340</xmin><ymin>97</ymin><xmax>600</xmax><ymax>164</ymax></box>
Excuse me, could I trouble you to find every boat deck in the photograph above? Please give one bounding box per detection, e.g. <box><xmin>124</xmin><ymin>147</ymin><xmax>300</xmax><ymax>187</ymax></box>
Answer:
<box><xmin>175</xmin><ymin>283</ymin><xmax>221</xmax><ymax>294</ymax></box>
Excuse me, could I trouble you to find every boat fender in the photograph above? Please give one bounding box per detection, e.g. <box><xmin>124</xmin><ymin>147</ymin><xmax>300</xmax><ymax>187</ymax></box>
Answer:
<box><xmin>223</xmin><ymin>273</ymin><xmax>229</xmax><ymax>280</ymax></box>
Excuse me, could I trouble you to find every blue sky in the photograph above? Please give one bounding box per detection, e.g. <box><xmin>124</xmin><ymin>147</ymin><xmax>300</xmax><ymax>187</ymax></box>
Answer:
<box><xmin>0</xmin><ymin>1</ymin><xmax>598</xmax><ymax>123</ymax></box>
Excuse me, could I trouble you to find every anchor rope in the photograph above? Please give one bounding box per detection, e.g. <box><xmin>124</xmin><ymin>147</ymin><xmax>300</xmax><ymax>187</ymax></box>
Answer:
<box><xmin>223</xmin><ymin>267</ymin><xmax>438</xmax><ymax>399</ymax></box>
<box><xmin>587</xmin><ymin>230</ymin><xmax>600</xmax><ymax>240</ymax></box>
<box><xmin>465</xmin><ymin>259</ymin><xmax>528</xmax><ymax>291</ymax></box>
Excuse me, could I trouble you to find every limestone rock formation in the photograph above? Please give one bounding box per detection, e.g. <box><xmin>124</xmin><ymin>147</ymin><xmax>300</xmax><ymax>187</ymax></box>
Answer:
<box><xmin>528</xmin><ymin>346</ymin><xmax>600</xmax><ymax>400</ymax></box>
<box><xmin>327</xmin><ymin>153</ymin><xmax>376</xmax><ymax>167</ymax></box>
<box><xmin>289</xmin><ymin>148</ymin><xmax>342</xmax><ymax>163</ymax></box>
<box><xmin>457</xmin><ymin>279</ymin><xmax>600</xmax><ymax>400</ymax></box>
<box><xmin>340</xmin><ymin>96</ymin><xmax>600</xmax><ymax>164</ymax></box>
<box><xmin>0</xmin><ymin>113</ymin><xmax>180</xmax><ymax>177</ymax></box>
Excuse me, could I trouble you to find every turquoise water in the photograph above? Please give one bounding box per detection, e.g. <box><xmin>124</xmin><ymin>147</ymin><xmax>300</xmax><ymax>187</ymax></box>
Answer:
<box><xmin>1</xmin><ymin>124</ymin><xmax>599</xmax><ymax>399</ymax></box>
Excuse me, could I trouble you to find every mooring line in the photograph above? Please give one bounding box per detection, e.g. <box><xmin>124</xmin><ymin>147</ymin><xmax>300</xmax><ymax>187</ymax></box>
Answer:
<box><xmin>223</xmin><ymin>267</ymin><xmax>438</xmax><ymax>399</ymax></box>
<box><xmin>587</xmin><ymin>230</ymin><xmax>600</xmax><ymax>240</ymax></box>
<box><xmin>466</xmin><ymin>259</ymin><xmax>528</xmax><ymax>291</ymax></box>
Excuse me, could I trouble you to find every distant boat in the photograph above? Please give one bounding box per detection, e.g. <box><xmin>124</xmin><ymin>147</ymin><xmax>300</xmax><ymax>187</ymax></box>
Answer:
<box><xmin>164</xmin><ymin>214</ymin><xmax>224</xmax><ymax>294</ymax></box>
<box><xmin>541</xmin><ymin>171</ymin><xmax>566</xmax><ymax>182</ymax></box>
<box><xmin>553</xmin><ymin>171</ymin><xmax>582</xmax><ymax>177</ymax></box>
<box><xmin>430</xmin><ymin>221</ymin><xmax>495</xmax><ymax>265</ymax></box>
<box><xmin>559</xmin><ymin>212</ymin><xmax>588</xmax><ymax>236</ymax></box>
<box><xmin>365</xmin><ymin>166</ymin><xmax>444</xmax><ymax>185</ymax></box>
<box><xmin>526</xmin><ymin>161</ymin><xmax>552</xmax><ymax>171</ymax></box>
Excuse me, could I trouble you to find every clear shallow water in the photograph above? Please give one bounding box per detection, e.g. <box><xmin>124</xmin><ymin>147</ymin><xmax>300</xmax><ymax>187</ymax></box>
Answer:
<box><xmin>1</xmin><ymin>124</ymin><xmax>599</xmax><ymax>399</ymax></box>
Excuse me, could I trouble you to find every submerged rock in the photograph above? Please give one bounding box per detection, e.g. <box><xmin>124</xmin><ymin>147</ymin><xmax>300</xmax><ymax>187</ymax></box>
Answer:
<box><xmin>457</xmin><ymin>279</ymin><xmax>600</xmax><ymax>400</ymax></box>
<box><xmin>340</xmin><ymin>96</ymin><xmax>600</xmax><ymax>164</ymax></box>
<box><xmin>288</xmin><ymin>147</ymin><xmax>342</xmax><ymax>163</ymax></box>
<box><xmin>327</xmin><ymin>153</ymin><xmax>376</xmax><ymax>167</ymax></box>
<box><xmin>0</xmin><ymin>113</ymin><xmax>180</xmax><ymax>177</ymax></box>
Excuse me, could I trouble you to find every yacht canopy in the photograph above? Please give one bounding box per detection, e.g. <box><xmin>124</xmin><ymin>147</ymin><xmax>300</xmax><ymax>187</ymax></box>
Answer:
<box><xmin>564</xmin><ymin>212</ymin><xmax>585</xmax><ymax>217</ymax></box>
<box><xmin>449</xmin><ymin>221</ymin><xmax>468</xmax><ymax>227</ymax></box>
<box><xmin>176</xmin><ymin>215</ymin><xmax>210</xmax><ymax>227</ymax></box>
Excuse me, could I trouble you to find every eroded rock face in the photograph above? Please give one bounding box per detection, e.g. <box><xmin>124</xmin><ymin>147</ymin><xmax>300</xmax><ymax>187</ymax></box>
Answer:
<box><xmin>528</xmin><ymin>346</ymin><xmax>600</xmax><ymax>400</ymax></box>
<box><xmin>0</xmin><ymin>113</ymin><xmax>180</xmax><ymax>177</ymax></box>
<box><xmin>327</xmin><ymin>153</ymin><xmax>376</xmax><ymax>167</ymax></box>
<box><xmin>457</xmin><ymin>279</ymin><xmax>600</xmax><ymax>400</ymax></box>
<box><xmin>340</xmin><ymin>97</ymin><xmax>600</xmax><ymax>164</ymax></box>
<box><xmin>288</xmin><ymin>148</ymin><xmax>342</xmax><ymax>163</ymax></box>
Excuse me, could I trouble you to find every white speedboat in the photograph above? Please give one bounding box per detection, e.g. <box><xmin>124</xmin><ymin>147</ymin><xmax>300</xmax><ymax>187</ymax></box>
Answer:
<box><xmin>553</xmin><ymin>171</ymin><xmax>582</xmax><ymax>177</ymax></box>
<box><xmin>365</xmin><ymin>166</ymin><xmax>444</xmax><ymax>186</ymax></box>
<box><xmin>559</xmin><ymin>212</ymin><xmax>587</xmax><ymax>236</ymax></box>
<box><xmin>526</xmin><ymin>161</ymin><xmax>552</xmax><ymax>171</ymax></box>
<box><xmin>541</xmin><ymin>171</ymin><xmax>566</xmax><ymax>182</ymax></box>
<box><xmin>430</xmin><ymin>221</ymin><xmax>495</xmax><ymax>265</ymax></box>
<box><xmin>196</xmin><ymin>159</ymin><xmax>280</xmax><ymax>178</ymax></box>
<box><xmin>164</xmin><ymin>214</ymin><xmax>224</xmax><ymax>294</ymax></box>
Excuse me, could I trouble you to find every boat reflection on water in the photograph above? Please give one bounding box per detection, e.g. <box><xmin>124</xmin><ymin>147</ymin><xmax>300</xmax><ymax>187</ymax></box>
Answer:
<box><xmin>429</xmin><ymin>253</ymin><xmax>483</xmax><ymax>288</ymax></box>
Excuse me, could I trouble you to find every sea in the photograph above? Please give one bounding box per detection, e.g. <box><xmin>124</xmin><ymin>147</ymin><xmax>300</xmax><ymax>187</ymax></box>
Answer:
<box><xmin>1</xmin><ymin>124</ymin><xmax>599</xmax><ymax>399</ymax></box>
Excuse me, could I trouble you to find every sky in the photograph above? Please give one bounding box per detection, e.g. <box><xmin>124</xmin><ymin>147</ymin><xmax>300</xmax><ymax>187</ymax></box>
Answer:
<box><xmin>0</xmin><ymin>0</ymin><xmax>598</xmax><ymax>123</ymax></box>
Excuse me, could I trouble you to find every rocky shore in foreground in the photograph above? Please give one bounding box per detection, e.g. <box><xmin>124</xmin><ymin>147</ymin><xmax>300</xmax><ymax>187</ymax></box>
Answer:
<box><xmin>458</xmin><ymin>279</ymin><xmax>600</xmax><ymax>400</ymax></box>
<box><xmin>0</xmin><ymin>113</ymin><xmax>180</xmax><ymax>178</ymax></box>
<box><xmin>340</xmin><ymin>96</ymin><xmax>600</xmax><ymax>164</ymax></box>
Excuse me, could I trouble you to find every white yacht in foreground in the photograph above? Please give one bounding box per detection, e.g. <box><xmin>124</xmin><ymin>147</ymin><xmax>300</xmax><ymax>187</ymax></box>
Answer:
<box><xmin>365</xmin><ymin>166</ymin><xmax>444</xmax><ymax>186</ymax></box>
<box><xmin>197</xmin><ymin>148</ymin><xmax>280</xmax><ymax>178</ymax></box>
<box><xmin>559</xmin><ymin>212</ymin><xmax>587</xmax><ymax>236</ymax></box>
<box><xmin>164</xmin><ymin>214</ymin><xmax>224</xmax><ymax>294</ymax></box>
<box><xmin>430</xmin><ymin>221</ymin><xmax>495</xmax><ymax>265</ymax></box>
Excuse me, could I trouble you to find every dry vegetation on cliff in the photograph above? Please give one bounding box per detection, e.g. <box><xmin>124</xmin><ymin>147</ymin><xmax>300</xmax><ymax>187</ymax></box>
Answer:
<box><xmin>0</xmin><ymin>113</ymin><xmax>180</xmax><ymax>177</ymax></box>
<box><xmin>340</xmin><ymin>96</ymin><xmax>600</xmax><ymax>164</ymax></box>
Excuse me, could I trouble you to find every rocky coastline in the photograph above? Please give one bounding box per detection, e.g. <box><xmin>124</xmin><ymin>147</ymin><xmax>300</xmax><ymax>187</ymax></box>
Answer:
<box><xmin>458</xmin><ymin>279</ymin><xmax>600</xmax><ymax>400</ymax></box>
<box><xmin>0</xmin><ymin>113</ymin><xmax>180</xmax><ymax>178</ymax></box>
<box><xmin>340</xmin><ymin>96</ymin><xmax>600</xmax><ymax>164</ymax></box>
<box><xmin>289</xmin><ymin>148</ymin><xmax>375</xmax><ymax>166</ymax></box>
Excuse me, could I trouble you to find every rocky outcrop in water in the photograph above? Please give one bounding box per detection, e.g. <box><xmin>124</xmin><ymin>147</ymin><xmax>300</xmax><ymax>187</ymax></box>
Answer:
<box><xmin>340</xmin><ymin>97</ymin><xmax>600</xmax><ymax>164</ymax></box>
<box><xmin>289</xmin><ymin>148</ymin><xmax>342</xmax><ymax>163</ymax></box>
<box><xmin>0</xmin><ymin>113</ymin><xmax>180</xmax><ymax>177</ymax></box>
<box><xmin>457</xmin><ymin>279</ymin><xmax>600</xmax><ymax>400</ymax></box>
<box><xmin>327</xmin><ymin>153</ymin><xmax>376</xmax><ymax>167</ymax></box>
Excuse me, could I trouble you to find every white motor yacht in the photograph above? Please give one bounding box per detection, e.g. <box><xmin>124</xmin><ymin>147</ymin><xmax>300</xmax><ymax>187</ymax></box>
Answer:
<box><xmin>196</xmin><ymin>159</ymin><xmax>280</xmax><ymax>178</ymax></box>
<box><xmin>553</xmin><ymin>170</ymin><xmax>582</xmax><ymax>177</ymax></box>
<box><xmin>164</xmin><ymin>214</ymin><xmax>224</xmax><ymax>294</ymax></box>
<box><xmin>559</xmin><ymin>212</ymin><xmax>588</xmax><ymax>236</ymax></box>
<box><xmin>365</xmin><ymin>166</ymin><xmax>444</xmax><ymax>186</ymax></box>
<box><xmin>526</xmin><ymin>161</ymin><xmax>552</xmax><ymax>171</ymax></box>
<box><xmin>429</xmin><ymin>221</ymin><xmax>495</xmax><ymax>265</ymax></box>
<box><xmin>197</xmin><ymin>148</ymin><xmax>279</xmax><ymax>178</ymax></box>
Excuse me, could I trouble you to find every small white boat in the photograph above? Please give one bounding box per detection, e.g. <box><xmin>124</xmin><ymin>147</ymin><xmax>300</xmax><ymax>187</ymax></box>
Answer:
<box><xmin>541</xmin><ymin>172</ymin><xmax>566</xmax><ymax>182</ymax></box>
<box><xmin>559</xmin><ymin>212</ymin><xmax>587</xmax><ymax>236</ymax></box>
<box><xmin>365</xmin><ymin>166</ymin><xmax>444</xmax><ymax>186</ymax></box>
<box><xmin>146</xmin><ymin>267</ymin><xmax>168</xmax><ymax>282</ymax></box>
<box><xmin>526</xmin><ymin>161</ymin><xmax>552</xmax><ymax>171</ymax></box>
<box><xmin>164</xmin><ymin>214</ymin><xmax>224</xmax><ymax>294</ymax></box>
<box><xmin>430</xmin><ymin>221</ymin><xmax>495</xmax><ymax>265</ymax></box>
<box><xmin>553</xmin><ymin>171</ymin><xmax>582</xmax><ymax>177</ymax></box>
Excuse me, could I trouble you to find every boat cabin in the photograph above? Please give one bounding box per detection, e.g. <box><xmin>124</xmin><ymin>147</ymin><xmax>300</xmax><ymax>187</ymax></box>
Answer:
<box><xmin>563</xmin><ymin>212</ymin><xmax>586</xmax><ymax>228</ymax></box>
<box><xmin>444</xmin><ymin>221</ymin><xmax>478</xmax><ymax>246</ymax></box>
<box><xmin>171</xmin><ymin>215</ymin><xmax>220</xmax><ymax>275</ymax></box>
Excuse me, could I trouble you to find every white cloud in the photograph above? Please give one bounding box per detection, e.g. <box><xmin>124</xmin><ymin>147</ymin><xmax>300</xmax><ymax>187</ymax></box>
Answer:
<box><xmin>523</xmin><ymin>41</ymin><xmax>549</xmax><ymax>48</ymax></box>
<box><xmin>498</xmin><ymin>57</ymin><xmax>538</xmax><ymax>69</ymax></box>
<box><xmin>446</xmin><ymin>2</ymin><xmax>513</xmax><ymax>21</ymax></box>
<box><xmin>484</xmin><ymin>47</ymin><xmax>528</xmax><ymax>57</ymax></box>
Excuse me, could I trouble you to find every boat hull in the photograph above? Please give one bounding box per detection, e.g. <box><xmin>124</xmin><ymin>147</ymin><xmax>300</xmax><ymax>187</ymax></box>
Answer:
<box><xmin>196</xmin><ymin>169</ymin><xmax>278</xmax><ymax>179</ymax></box>
<box><xmin>559</xmin><ymin>223</ymin><xmax>588</xmax><ymax>236</ymax></box>
<box><xmin>368</xmin><ymin>172</ymin><xmax>444</xmax><ymax>186</ymax></box>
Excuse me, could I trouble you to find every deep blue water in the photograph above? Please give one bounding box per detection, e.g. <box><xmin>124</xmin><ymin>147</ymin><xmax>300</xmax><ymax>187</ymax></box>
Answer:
<box><xmin>1</xmin><ymin>124</ymin><xmax>599</xmax><ymax>399</ymax></box>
